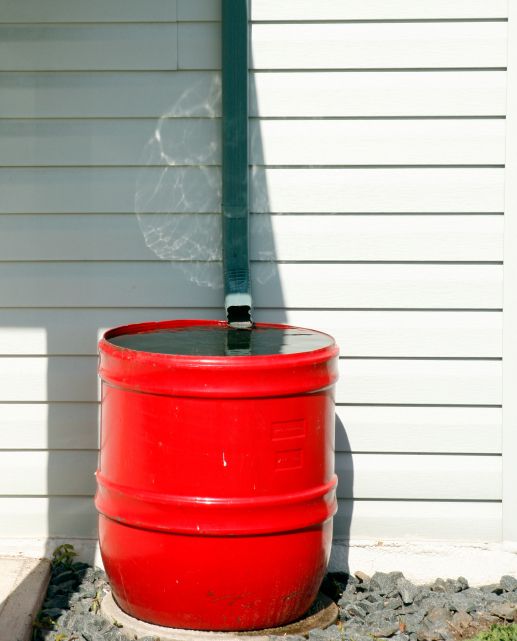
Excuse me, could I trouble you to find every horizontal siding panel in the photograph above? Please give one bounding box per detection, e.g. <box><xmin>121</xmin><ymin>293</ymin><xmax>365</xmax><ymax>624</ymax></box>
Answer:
<box><xmin>0</xmin><ymin>357</ymin><xmax>500</xmax><ymax>405</ymax></box>
<box><xmin>182</xmin><ymin>23</ymin><xmax>507</xmax><ymax>71</ymax></box>
<box><xmin>179</xmin><ymin>23</ymin><xmax>220</xmax><ymax>70</ymax></box>
<box><xmin>0</xmin><ymin>309</ymin><xmax>501</xmax><ymax>358</ymax></box>
<box><xmin>0</xmin><ymin>263</ymin><xmax>502</xmax><ymax>309</ymax></box>
<box><xmin>0</xmin><ymin>25</ymin><xmax>177</xmax><ymax>71</ymax></box>
<box><xmin>312</xmin><ymin>310</ymin><xmax>502</xmax><ymax>358</ymax></box>
<box><xmin>251</xmin><ymin>1</ymin><xmax>508</xmax><ymax>21</ymax></box>
<box><xmin>336</xmin><ymin>406</ymin><xmax>501</xmax><ymax>453</ymax></box>
<box><xmin>0</xmin><ymin>451</ymin><xmax>97</xmax><ymax>495</ymax></box>
<box><xmin>251</xmin><ymin>23</ymin><xmax>507</xmax><ymax>70</ymax></box>
<box><xmin>252</xmin><ymin>120</ymin><xmax>506</xmax><ymax>166</ymax></box>
<box><xmin>0</xmin><ymin>404</ymin><xmax>98</xmax><ymax>450</ymax></box>
<box><xmin>178</xmin><ymin>0</ymin><xmax>219</xmax><ymax>21</ymax></box>
<box><xmin>0</xmin><ymin>168</ymin><xmax>504</xmax><ymax>213</ymax></box>
<box><xmin>0</xmin><ymin>71</ymin><xmax>504</xmax><ymax>119</ymax></box>
<box><xmin>335</xmin><ymin>499</ymin><xmax>501</xmax><ymax>542</ymax></box>
<box><xmin>252</xmin><ymin>168</ymin><xmax>505</xmax><ymax>213</ymax></box>
<box><xmin>252</xmin><ymin>71</ymin><xmax>507</xmax><ymax>117</ymax></box>
<box><xmin>0</xmin><ymin>168</ymin><xmax>220</xmax><ymax>214</ymax></box>
<box><xmin>0</xmin><ymin>451</ymin><xmax>500</xmax><ymax>500</ymax></box>
<box><xmin>0</xmin><ymin>71</ymin><xmax>505</xmax><ymax>119</ymax></box>
<box><xmin>3</xmin><ymin>119</ymin><xmax>505</xmax><ymax>167</ymax></box>
<box><xmin>256</xmin><ymin>215</ymin><xmax>504</xmax><ymax>261</ymax></box>
<box><xmin>337</xmin><ymin>359</ymin><xmax>501</xmax><ymax>405</ymax></box>
<box><xmin>0</xmin><ymin>0</ymin><xmax>177</xmax><ymax>22</ymax></box>
<box><xmin>0</xmin><ymin>119</ymin><xmax>220</xmax><ymax>167</ymax></box>
<box><xmin>0</xmin><ymin>357</ymin><xmax>99</xmax><ymax>403</ymax></box>
<box><xmin>0</xmin><ymin>497</ymin><xmax>97</xmax><ymax>538</ymax></box>
<box><xmin>0</xmin><ymin>214</ymin><xmax>502</xmax><ymax>262</ymax></box>
<box><xmin>0</xmin><ymin>72</ymin><xmax>220</xmax><ymax>118</ymax></box>
<box><xmin>0</xmin><ymin>497</ymin><xmax>499</xmax><ymax>541</ymax></box>
<box><xmin>177</xmin><ymin>0</ymin><xmax>509</xmax><ymax>22</ymax></box>
<box><xmin>0</xmin><ymin>310</ymin><xmax>227</xmax><ymax>355</ymax></box>
<box><xmin>336</xmin><ymin>453</ymin><xmax>501</xmax><ymax>500</ymax></box>
<box><xmin>0</xmin><ymin>403</ymin><xmax>500</xmax><ymax>454</ymax></box>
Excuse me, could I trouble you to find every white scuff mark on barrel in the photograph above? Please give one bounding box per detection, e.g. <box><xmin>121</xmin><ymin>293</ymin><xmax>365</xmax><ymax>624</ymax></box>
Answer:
<box><xmin>222</xmin><ymin>451</ymin><xmax>228</xmax><ymax>467</ymax></box>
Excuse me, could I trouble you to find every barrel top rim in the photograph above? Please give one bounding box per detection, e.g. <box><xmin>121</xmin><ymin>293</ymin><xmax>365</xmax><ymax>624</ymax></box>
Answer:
<box><xmin>99</xmin><ymin>319</ymin><xmax>338</xmax><ymax>364</ymax></box>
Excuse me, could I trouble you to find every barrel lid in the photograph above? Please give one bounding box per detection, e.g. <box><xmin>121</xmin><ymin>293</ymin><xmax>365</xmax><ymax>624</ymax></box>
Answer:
<box><xmin>104</xmin><ymin>320</ymin><xmax>334</xmax><ymax>357</ymax></box>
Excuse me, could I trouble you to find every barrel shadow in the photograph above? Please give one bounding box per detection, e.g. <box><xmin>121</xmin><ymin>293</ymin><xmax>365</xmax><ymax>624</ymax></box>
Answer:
<box><xmin>248</xmin><ymin>64</ymin><xmax>354</xmax><ymax>578</ymax></box>
<box><xmin>330</xmin><ymin>414</ymin><xmax>354</xmax><ymax>575</ymax></box>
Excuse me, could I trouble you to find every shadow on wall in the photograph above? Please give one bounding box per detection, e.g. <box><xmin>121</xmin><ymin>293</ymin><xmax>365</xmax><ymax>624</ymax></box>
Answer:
<box><xmin>332</xmin><ymin>415</ymin><xmax>353</xmax><ymax>573</ymax></box>
<box><xmin>29</xmin><ymin>49</ymin><xmax>353</xmax><ymax>584</ymax></box>
<box><xmin>45</xmin><ymin>340</ymin><xmax>98</xmax><ymax>565</ymax></box>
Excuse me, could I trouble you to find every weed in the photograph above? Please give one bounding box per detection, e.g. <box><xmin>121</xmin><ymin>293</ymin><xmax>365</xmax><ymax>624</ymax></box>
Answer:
<box><xmin>468</xmin><ymin>624</ymin><xmax>517</xmax><ymax>641</ymax></box>
<box><xmin>52</xmin><ymin>544</ymin><xmax>78</xmax><ymax>567</ymax></box>
<box><xmin>90</xmin><ymin>589</ymin><xmax>103</xmax><ymax>614</ymax></box>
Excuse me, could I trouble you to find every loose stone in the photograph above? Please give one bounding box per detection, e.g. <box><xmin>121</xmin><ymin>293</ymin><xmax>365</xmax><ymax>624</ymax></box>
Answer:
<box><xmin>426</xmin><ymin>607</ymin><xmax>453</xmax><ymax>625</ymax></box>
<box><xmin>402</xmin><ymin>612</ymin><xmax>426</xmax><ymax>633</ymax></box>
<box><xmin>449</xmin><ymin>593</ymin><xmax>478</xmax><ymax>614</ymax></box>
<box><xmin>308</xmin><ymin>625</ymin><xmax>342</xmax><ymax>641</ymax></box>
<box><xmin>340</xmin><ymin>602</ymin><xmax>368</xmax><ymax>619</ymax></box>
<box><xmin>450</xmin><ymin>610</ymin><xmax>472</xmax><ymax>630</ymax></box>
<box><xmin>481</xmin><ymin>584</ymin><xmax>504</xmax><ymax>595</ymax></box>
<box><xmin>398</xmin><ymin>577</ymin><xmax>419</xmax><ymax>605</ymax></box>
<box><xmin>384</xmin><ymin>595</ymin><xmax>404</xmax><ymax>610</ymax></box>
<box><xmin>457</xmin><ymin>577</ymin><xmax>469</xmax><ymax>591</ymax></box>
<box><xmin>370</xmin><ymin>623</ymin><xmax>400</xmax><ymax>638</ymax></box>
<box><xmin>444</xmin><ymin>579</ymin><xmax>465</xmax><ymax>594</ymax></box>
<box><xmin>501</xmin><ymin>575</ymin><xmax>517</xmax><ymax>592</ymax></box>
<box><xmin>416</xmin><ymin>623</ymin><xmax>444</xmax><ymax>641</ymax></box>
<box><xmin>370</xmin><ymin>571</ymin><xmax>404</xmax><ymax>597</ymax></box>
<box><xmin>354</xmin><ymin>571</ymin><xmax>371</xmax><ymax>583</ymax></box>
<box><xmin>431</xmin><ymin>579</ymin><xmax>448</xmax><ymax>593</ymax></box>
<box><xmin>489</xmin><ymin>602</ymin><xmax>517</xmax><ymax>621</ymax></box>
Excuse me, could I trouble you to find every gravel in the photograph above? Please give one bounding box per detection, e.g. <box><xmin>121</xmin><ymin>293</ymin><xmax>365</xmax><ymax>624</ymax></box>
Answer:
<box><xmin>32</xmin><ymin>563</ymin><xmax>517</xmax><ymax>641</ymax></box>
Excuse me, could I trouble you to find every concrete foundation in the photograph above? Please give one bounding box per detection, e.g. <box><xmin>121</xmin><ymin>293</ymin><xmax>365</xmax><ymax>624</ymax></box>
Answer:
<box><xmin>1</xmin><ymin>538</ymin><xmax>516</xmax><ymax>585</ymax></box>
<box><xmin>100</xmin><ymin>591</ymin><xmax>338</xmax><ymax>640</ymax></box>
<box><xmin>0</xmin><ymin>556</ymin><xmax>50</xmax><ymax>641</ymax></box>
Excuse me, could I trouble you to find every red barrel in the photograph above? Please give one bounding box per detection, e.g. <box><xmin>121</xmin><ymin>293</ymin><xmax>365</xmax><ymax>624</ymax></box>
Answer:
<box><xmin>96</xmin><ymin>320</ymin><xmax>338</xmax><ymax>630</ymax></box>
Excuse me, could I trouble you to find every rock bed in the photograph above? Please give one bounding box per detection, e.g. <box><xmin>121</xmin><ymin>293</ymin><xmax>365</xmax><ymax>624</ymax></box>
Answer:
<box><xmin>33</xmin><ymin>563</ymin><xmax>517</xmax><ymax>641</ymax></box>
<box><xmin>318</xmin><ymin>571</ymin><xmax>517</xmax><ymax>641</ymax></box>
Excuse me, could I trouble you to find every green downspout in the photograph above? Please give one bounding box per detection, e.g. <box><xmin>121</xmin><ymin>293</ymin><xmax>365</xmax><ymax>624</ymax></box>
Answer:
<box><xmin>222</xmin><ymin>0</ymin><xmax>253</xmax><ymax>328</ymax></box>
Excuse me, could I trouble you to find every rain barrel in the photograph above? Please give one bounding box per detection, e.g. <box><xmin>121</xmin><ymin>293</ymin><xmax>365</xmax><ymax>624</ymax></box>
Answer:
<box><xmin>96</xmin><ymin>319</ymin><xmax>339</xmax><ymax>631</ymax></box>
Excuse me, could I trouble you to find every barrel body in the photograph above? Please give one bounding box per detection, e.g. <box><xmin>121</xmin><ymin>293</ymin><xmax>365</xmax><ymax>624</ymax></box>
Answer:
<box><xmin>96</xmin><ymin>320</ymin><xmax>338</xmax><ymax>630</ymax></box>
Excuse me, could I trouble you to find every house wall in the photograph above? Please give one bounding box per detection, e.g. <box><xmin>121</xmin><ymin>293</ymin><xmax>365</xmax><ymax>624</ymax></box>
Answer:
<box><xmin>0</xmin><ymin>0</ymin><xmax>510</xmax><ymax>549</ymax></box>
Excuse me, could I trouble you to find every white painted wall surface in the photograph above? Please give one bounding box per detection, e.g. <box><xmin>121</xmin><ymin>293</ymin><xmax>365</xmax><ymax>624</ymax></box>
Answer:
<box><xmin>0</xmin><ymin>0</ymin><xmax>511</xmax><ymax>560</ymax></box>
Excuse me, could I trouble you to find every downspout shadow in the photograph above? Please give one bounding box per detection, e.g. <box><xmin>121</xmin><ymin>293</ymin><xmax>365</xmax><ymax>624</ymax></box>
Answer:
<box><xmin>248</xmin><ymin>42</ymin><xmax>353</xmax><ymax>576</ymax></box>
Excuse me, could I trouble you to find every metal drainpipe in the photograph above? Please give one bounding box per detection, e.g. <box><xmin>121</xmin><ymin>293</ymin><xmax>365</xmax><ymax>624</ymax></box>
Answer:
<box><xmin>222</xmin><ymin>0</ymin><xmax>253</xmax><ymax>328</ymax></box>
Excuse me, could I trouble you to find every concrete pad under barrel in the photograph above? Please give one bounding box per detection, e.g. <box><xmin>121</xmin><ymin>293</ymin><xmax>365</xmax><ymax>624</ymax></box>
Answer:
<box><xmin>0</xmin><ymin>556</ymin><xmax>51</xmax><ymax>641</ymax></box>
<box><xmin>101</xmin><ymin>590</ymin><xmax>338</xmax><ymax>640</ymax></box>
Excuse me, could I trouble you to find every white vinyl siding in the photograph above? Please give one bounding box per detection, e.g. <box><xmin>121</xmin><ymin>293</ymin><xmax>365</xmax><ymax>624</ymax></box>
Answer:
<box><xmin>0</xmin><ymin>119</ymin><xmax>506</xmax><ymax>166</ymax></box>
<box><xmin>502</xmin><ymin>2</ymin><xmax>517</xmax><ymax>544</ymax></box>
<box><xmin>0</xmin><ymin>0</ymin><xmax>508</xmax><ymax>545</ymax></box>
